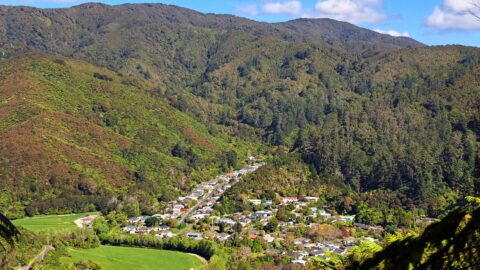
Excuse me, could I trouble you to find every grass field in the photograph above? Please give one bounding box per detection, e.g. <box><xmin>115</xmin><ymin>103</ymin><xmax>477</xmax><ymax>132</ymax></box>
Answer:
<box><xmin>61</xmin><ymin>245</ymin><xmax>205</xmax><ymax>270</ymax></box>
<box><xmin>12</xmin><ymin>212</ymin><xmax>96</xmax><ymax>232</ymax></box>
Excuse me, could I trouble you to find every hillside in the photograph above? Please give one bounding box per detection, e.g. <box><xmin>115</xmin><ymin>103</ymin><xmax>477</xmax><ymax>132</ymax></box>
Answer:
<box><xmin>218</xmin><ymin>45</ymin><xmax>480</xmax><ymax>227</ymax></box>
<box><xmin>0</xmin><ymin>54</ymin><xmax>257</xmax><ymax>218</ymax></box>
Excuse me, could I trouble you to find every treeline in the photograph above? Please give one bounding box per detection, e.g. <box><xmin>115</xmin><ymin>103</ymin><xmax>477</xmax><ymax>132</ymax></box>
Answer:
<box><xmin>99</xmin><ymin>233</ymin><xmax>216</xmax><ymax>260</ymax></box>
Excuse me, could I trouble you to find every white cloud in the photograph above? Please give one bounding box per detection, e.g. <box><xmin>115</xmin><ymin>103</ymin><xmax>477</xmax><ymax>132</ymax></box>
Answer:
<box><xmin>311</xmin><ymin>0</ymin><xmax>388</xmax><ymax>24</ymax></box>
<box><xmin>373</xmin><ymin>29</ymin><xmax>410</xmax><ymax>37</ymax></box>
<box><xmin>262</xmin><ymin>1</ymin><xmax>302</xmax><ymax>16</ymax></box>
<box><xmin>444</xmin><ymin>0</ymin><xmax>473</xmax><ymax>12</ymax></box>
<box><xmin>425</xmin><ymin>0</ymin><xmax>480</xmax><ymax>31</ymax></box>
<box><xmin>236</xmin><ymin>4</ymin><xmax>259</xmax><ymax>16</ymax></box>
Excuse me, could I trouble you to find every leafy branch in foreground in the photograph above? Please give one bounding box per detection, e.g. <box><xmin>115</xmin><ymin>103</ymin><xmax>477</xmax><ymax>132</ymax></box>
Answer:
<box><xmin>0</xmin><ymin>213</ymin><xmax>19</xmax><ymax>247</ymax></box>
<box><xmin>352</xmin><ymin>203</ymin><xmax>480</xmax><ymax>270</ymax></box>
<box><xmin>471</xmin><ymin>1</ymin><xmax>480</xmax><ymax>20</ymax></box>
<box><xmin>0</xmin><ymin>213</ymin><xmax>20</xmax><ymax>267</ymax></box>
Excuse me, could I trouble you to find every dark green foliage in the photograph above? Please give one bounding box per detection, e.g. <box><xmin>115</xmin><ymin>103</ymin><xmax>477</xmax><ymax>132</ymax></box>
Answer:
<box><xmin>144</xmin><ymin>217</ymin><xmax>160</xmax><ymax>227</ymax></box>
<box><xmin>0</xmin><ymin>213</ymin><xmax>19</xmax><ymax>247</ymax></box>
<box><xmin>74</xmin><ymin>260</ymin><xmax>102</xmax><ymax>270</ymax></box>
<box><xmin>0</xmin><ymin>213</ymin><xmax>19</xmax><ymax>267</ymax></box>
<box><xmin>264</xmin><ymin>217</ymin><xmax>279</xmax><ymax>233</ymax></box>
<box><xmin>226</xmin><ymin>150</ymin><xmax>238</xmax><ymax>168</ymax></box>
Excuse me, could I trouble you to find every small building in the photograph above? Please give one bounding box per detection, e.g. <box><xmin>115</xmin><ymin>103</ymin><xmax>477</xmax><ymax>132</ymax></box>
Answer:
<box><xmin>123</xmin><ymin>225</ymin><xmax>137</xmax><ymax>234</ymax></box>
<box><xmin>159</xmin><ymin>225</ymin><xmax>170</xmax><ymax>231</ymax></box>
<box><xmin>128</xmin><ymin>216</ymin><xmax>147</xmax><ymax>224</ymax></box>
<box><xmin>199</xmin><ymin>206</ymin><xmax>214</xmax><ymax>214</ymax></box>
<box><xmin>191</xmin><ymin>214</ymin><xmax>210</xmax><ymax>220</ymax></box>
<box><xmin>281</xmin><ymin>197</ymin><xmax>299</xmax><ymax>204</ymax></box>
<box><xmin>156</xmin><ymin>231</ymin><xmax>176</xmax><ymax>238</ymax></box>
<box><xmin>343</xmin><ymin>237</ymin><xmax>358</xmax><ymax>246</ymax></box>
<box><xmin>173</xmin><ymin>204</ymin><xmax>185</xmax><ymax>213</ymax></box>
<box><xmin>263</xmin><ymin>234</ymin><xmax>275</xmax><ymax>243</ymax></box>
<box><xmin>293</xmin><ymin>237</ymin><xmax>310</xmax><ymax>246</ymax></box>
<box><xmin>339</xmin><ymin>215</ymin><xmax>356</xmax><ymax>223</ymax></box>
<box><xmin>187</xmin><ymin>232</ymin><xmax>203</xmax><ymax>239</ymax></box>
<box><xmin>218</xmin><ymin>217</ymin><xmax>237</xmax><ymax>226</ymax></box>
<box><xmin>216</xmin><ymin>233</ymin><xmax>232</xmax><ymax>241</ymax></box>
<box><xmin>248</xmin><ymin>199</ymin><xmax>262</xmax><ymax>206</ymax></box>
<box><xmin>310</xmin><ymin>249</ymin><xmax>326</xmax><ymax>257</ymax></box>
<box><xmin>292</xmin><ymin>260</ymin><xmax>307</xmax><ymax>267</ymax></box>
<box><xmin>253</xmin><ymin>210</ymin><xmax>272</xmax><ymax>220</ymax></box>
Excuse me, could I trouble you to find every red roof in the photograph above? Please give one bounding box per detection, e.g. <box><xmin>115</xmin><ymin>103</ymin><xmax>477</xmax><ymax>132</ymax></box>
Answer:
<box><xmin>249</xmin><ymin>234</ymin><xmax>257</xmax><ymax>239</ymax></box>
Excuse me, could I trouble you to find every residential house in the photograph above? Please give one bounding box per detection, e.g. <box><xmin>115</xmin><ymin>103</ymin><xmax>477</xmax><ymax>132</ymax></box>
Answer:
<box><xmin>263</xmin><ymin>234</ymin><xmax>275</xmax><ymax>243</ymax></box>
<box><xmin>248</xmin><ymin>199</ymin><xmax>262</xmax><ymax>206</ymax></box>
<box><xmin>292</xmin><ymin>260</ymin><xmax>307</xmax><ymax>267</ymax></box>
<box><xmin>338</xmin><ymin>215</ymin><xmax>355</xmax><ymax>223</ymax></box>
<box><xmin>187</xmin><ymin>232</ymin><xmax>203</xmax><ymax>240</ymax></box>
<box><xmin>253</xmin><ymin>210</ymin><xmax>272</xmax><ymax>220</ymax></box>
<box><xmin>305</xmin><ymin>196</ymin><xmax>319</xmax><ymax>202</ymax></box>
<box><xmin>281</xmin><ymin>197</ymin><xmax>298</xmax><ymax>204</ymax></box>
<box><xmin>191</xmin><ymin>214</ymin><xmax>210</xmax><ymax>221</ymax></box>
<box><xmin>216</xmin><ymin>233</ymin><xmax>232</xmax><ymax>241</ymax></box>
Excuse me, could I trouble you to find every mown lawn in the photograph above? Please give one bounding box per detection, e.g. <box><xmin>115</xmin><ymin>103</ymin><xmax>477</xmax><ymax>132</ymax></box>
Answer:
<box><xmin>12</xmin><ymin>212</ymin><xmax>96</xmax><ymax>232</ymax></box>
<box><xmin>61</xmin><ymin>245</ymin><xmax>205</xmax><ymax>270</ymax></box>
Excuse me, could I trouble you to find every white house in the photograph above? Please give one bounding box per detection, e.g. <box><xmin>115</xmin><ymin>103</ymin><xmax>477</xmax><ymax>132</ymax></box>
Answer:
<box><xmin>281</xmin><ymin>197</ymin><xmax>298</xmax><ymax>204</ymax></box>
<box><xmin>248</xmin><ymin>199</ymin><xmax>262</xmax><ymax>206</ymax></box>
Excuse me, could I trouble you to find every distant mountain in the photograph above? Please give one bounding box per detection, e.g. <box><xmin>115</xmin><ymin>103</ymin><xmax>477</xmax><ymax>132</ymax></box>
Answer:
<box><xmin>0</xmin><ymin>3</ymin><xmax>422</xmax><ymax>57</ymax></box>
<box><xmin>277</xmin><ymin>18</ymin><xmax>423</xmax><ymax>55</ymax></box>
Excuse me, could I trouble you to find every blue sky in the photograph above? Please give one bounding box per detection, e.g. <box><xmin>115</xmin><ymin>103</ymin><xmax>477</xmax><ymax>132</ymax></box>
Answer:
<box><xmin>1</xmin><ymin>0</ymin><xmax>479</xmax><ymax>47</ymax></box>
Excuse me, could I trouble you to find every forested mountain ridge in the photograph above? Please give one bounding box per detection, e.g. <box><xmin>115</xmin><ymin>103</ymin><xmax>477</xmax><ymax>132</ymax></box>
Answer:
<box><xmin>0</xmin><ymin>2</ymin><xmax>422</xmax><ymax>56</ymax></box>
<box><xmin>219</xmin><ymin>45</ymin><xmax>480</xmax><ymax>224</ymax></box>
<box><xmin>0</xmin><ymin>3</ymin><xmax>478</xmax><ymax>223</ymax></box>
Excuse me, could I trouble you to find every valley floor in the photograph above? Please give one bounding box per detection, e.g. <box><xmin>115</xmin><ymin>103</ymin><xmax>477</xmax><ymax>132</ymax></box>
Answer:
<box><xmin>60</xmin><ymin>245</ymin><xmax>204</xmax><ymax>270</ymax></box>
<box><xmin>12</xmin><ymin>212</ymin><xmax>98</xmax><ymax>232</ymax></box>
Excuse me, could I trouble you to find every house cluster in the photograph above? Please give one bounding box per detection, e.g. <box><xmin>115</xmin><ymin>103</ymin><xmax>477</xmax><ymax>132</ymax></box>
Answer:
<box><xmin>282</xmin><ymin>235</ymin><xmax>380</xmax><ymax>267</ymax></box>
<box><xmin>119</xmin><ymin>157</ymin><xmax>387</xmax><ymax>267</ymax></box>
<box><xmin>122</xmin><ymin>159</ymin><xmax>264</xmax><ymax>239</ymax></box>
<box><xmin>180</xmin><ymin>194</ymin><xmax>375</xmax><ymax>264</ymax></box>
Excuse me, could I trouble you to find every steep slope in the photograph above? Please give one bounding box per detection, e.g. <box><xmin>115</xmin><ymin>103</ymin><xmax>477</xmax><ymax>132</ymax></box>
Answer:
<box><xmin>0</xmin><ymin>55</ymin><xmax>257</xmax><ymax>218</ymax></box>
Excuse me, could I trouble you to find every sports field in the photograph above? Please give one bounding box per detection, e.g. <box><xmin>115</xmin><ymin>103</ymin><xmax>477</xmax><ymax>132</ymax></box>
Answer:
<box><xmin>12</xmin><ymin>212</ymin><xmax>96</xmax><ymax>232</ymax></box>
<box><xmin>61</xmin><ymin>245</ymin><xmax>205</xmax><ymax>270</ymax></box>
